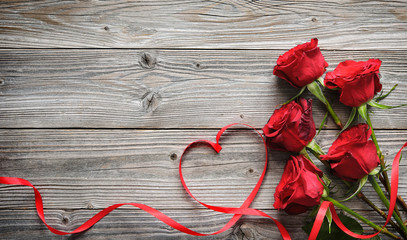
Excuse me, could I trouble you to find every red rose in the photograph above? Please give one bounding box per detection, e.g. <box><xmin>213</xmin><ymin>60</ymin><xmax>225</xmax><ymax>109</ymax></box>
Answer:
<box><xmin>273</xmin><ymin>38</ymin><xmax>328</xmax><ymax>88</ymax></box>
<box><xmin>262</xmin><ymin>98</ymin><xmax>316</xmax><ymax>152</ymax></box>
<box><xmin>324</xmin><ymin>59</ymin><xmax>382</xmax><ymax>107</ymax></box>
<box><xmin>274</xmin><ymin>155</ymin><xmax>324</xmax><ymax>215</ymax></box>
<box><xmin>320</xmin><ymin>124</ymin><xmax>380</xmax><ymax>181</ymax></box>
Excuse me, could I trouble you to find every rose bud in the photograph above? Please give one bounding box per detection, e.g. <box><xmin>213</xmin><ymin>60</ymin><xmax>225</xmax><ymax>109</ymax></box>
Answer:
<box><xmin>273</xmin><ymin>38</ymin><xmax>328</xmax><ymax>88</ymax></box>
<box><xmin>320</xmin><ymin>124</ymin><xmax>380</xmax><ymax>182</ymax></box>
<box><xmin>274</xmin><ymin>155</ymin><xmax>324</xmax><ymax>215</ymax></box>
<box><xmin>324</xmin><ymin>59</ymin><xmax>382</xmax><ymax>107</ymax></box>
<box><xmin>262</xmin><ymin>98</ymin><xmax>316</xmax><ymax>152</ymax></box>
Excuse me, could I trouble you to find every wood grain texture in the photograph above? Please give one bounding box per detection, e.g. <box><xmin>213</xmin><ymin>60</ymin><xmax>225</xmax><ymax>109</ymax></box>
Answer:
<box><xmin>0</xmin><ymin>0</ymin><xmax>406</xmax><ymax>49</ymax></box>
<box><xmin>1</xmin><ymin>0</ymin><xmax>407</xmax><ymax>239</ymax></box>
<box><xmin>0</xmin><ymin>209</ymin><xmax>398</xmax><ymax>240</ymax></box>
<box><xmin>0</xmin><ymin>209</ymin><xmax>399</xmax><ymax>240</ymax></box>
<box><xmin>0</xmin><ymin>209</ymin><xmax>312</xmax><ymax>240</ymax></box>
<box><xmin>0</xmin><ymin>129</ymin><xmax>405</xmax><ymax>239</ymax></box>
<box><xmin>1</xmin><ymin>49</ymin><xmax>406</xmax><ymax>129</ymax></box>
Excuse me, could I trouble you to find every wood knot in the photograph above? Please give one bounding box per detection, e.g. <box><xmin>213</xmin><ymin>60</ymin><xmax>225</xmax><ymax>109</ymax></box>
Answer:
<box><xmin>240</xmin><ymin>114</ymin><xmax>244</xmax><ymax>119</ymax></box>
<box><xmin>233</xmin><ymin>223</ymin><xmax>255</xmax><ymax>239</ymax></box>
<box><xmin>193</xmin><ymin>61</ymin><xmax>203</xmax><ymax>69</ymax></box>
<box><xmin>141</xmin><ymin>91</ymin><xmax>162</xmax><ymax>113</ymax></box>
<box><xmin>311</xmin><ymin>17</ymin><xmax>317</xmax><ymax>22</ymax></box>
<box><xmin>170</xmin><ymin>153</ymin><xmax>177</xmax><ymax>161</ymax></box>
<box><xmin>139</xmin><ymin>53</ymin><xmax>156</xmax><ymax>69</ymax></box>
<box><xmin>87</xmin><ymin>201</ymin><xmax>94</xmax><ymax>209</ymax></box>
<box><xmin>62</xmin><ymin>215</ymin><xmax>69</xmax><ymax>225</ymax></box>
<box><xmin>0</xmin><ymin>78</ymin><xmax>4</xmax><ymax>85</ymax></box>
<box><xmin>246</xmin><ymin>168</ymin><xmax>258</xmax><ymax>177</ymax></box>
<box><xmin>104</xmin><ymin>26</ymin><xmax>109</xmax><ymax>31</ymax></box>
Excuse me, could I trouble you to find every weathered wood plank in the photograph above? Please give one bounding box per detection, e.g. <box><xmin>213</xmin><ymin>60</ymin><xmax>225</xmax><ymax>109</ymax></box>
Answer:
<box><xmin>0</xmin><ymin>128</ymin><xmax>290</xmax><ymax>210</ymax></box>
<box><xmin>1</xmin><ymin>129</ymin><xmax>405</xmax><ymax>239</ymax></box>
<box><xmin>0</xmin><ymin>209</ymin><xmax>399</xmax><ymax>239</ymax></box>
<box><xmin>0</xmin><ymin>49</ymin><xmax>406</xmax><ymax>129</ymax></box>
<box><xmin>0</xmin><ymin>129</ymin><xmax>406</xmax><ymax>210</ymax></box>
<box><xmin>0</xmin><ymin>0</ymin><xmax>406</xmax><ymax>49</ymax></box>
<box><xmin>0</xmin><ymin>209</ymin><xmax>313</xmax><ymax>240</ymax></box>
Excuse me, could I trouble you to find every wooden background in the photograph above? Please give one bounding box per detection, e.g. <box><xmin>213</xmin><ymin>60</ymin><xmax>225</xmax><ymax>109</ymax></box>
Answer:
<box><xmin>0</xmin><ymin>0</ymin><xmax>406</xmax><ymax>239</ymax></box>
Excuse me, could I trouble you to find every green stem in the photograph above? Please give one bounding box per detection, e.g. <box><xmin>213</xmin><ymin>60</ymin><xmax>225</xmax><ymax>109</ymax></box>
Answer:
<box><xmin>307</xmin><ymin>142</ymin><xmax>404</xmax><ymax>235</ymax></box>
<box><xmin>358</xmin><ymin>104</ymin><xmax>390</xmax><ymax>191</ymax></box>
<box><xmin>359</xmin><ymin>104</ymin><xmax>403</xmax><ymax>220</ymax></box>
<box><xmin>342</xmin><ymin>180</ymin><xmax>403</xmax><ymax>237</ymax></box>
<box><xmin>365</xmin><ymin>107</ymin><xmax>382</xmax><ymax>156</ymax></box>
<box><xmin>307</xmin><ymin>80</ymin><xmax>343</xmax><ymax>129</ymax></box>
<box><xmin>397</xmin><ymin>196</ymin><xmax>407</xmax><ymax>212</ymax></box>
<box><xmin>306</xmin><ymin>140</ymin><xmax>329</xmax><ymax>169</ymax></box>
<box><xmin>368</xmin><ymin>175</ymin><xmax>407</xmax><ymax>236</ymax></box>
<box><xmin>323</xmin><ymin>196</ymin><xmax>401</xmax><ymax>240</ymax></box>
<box><xmin>307</xmin><ymin>139</ymin><xmax>325</xmax><ymax>157</ymax></box>
<box><xmin>378</xmin><ymin>164</ymin><xmax>407</xmax><ymax>213</ymax></box>
<box><xmin>356</xmin><ymin>192</ymin><xmax>405</xmax><ymax>238</ymax></box>
<box><xmin>300</xmin><ymin>147</ymin><xmax>315</xmax><ymax>164</ymax></box>
<box><xmin>325</xmin><ymin>97</ymin><xmax>344</xmax><ymax>129</ymax></box>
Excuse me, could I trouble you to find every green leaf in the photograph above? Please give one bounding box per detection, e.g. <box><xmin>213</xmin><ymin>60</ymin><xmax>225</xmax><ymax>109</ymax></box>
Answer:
<box><xmin>339</xmin><ymin>107</ymin><xmax>357</xmax><ymax>135</ymax></box>
<box><xmin>317</xmin><ymin>76</ymin><xmax>325</xmax><ymax>87</ymax></box>
<box><xmin>375</xmin><ymin>84</ymin><xmax>397</xmax><ymax>102</ymax></box>
<box><xmin>326</xmin><ymin>208</ymin><xmax>333</xmax><ymax>234</ymax></box>
<box><xmin>306</xmin><ymin>139</ymin><xmax>325</xmax><ymax>156</ymax></box>
<box><xmin>357</xmin><ymin>104</ymin><xmax>368</xmax><ymax>122</ymax></box>
<box><xmin>316</xmin><ymin>174</ymin><xmax>330</xmax><ymax>195</ymax></box>
<box><xmin>303</xmin><ymin>212</ymin><xmax>363</xmax><ymax>240</ymax></box>
<box><xmin>307</xmin><ymin>81</ymin><xmax>327</xmax><ymax>104</ymax></box>
<box><xmin>369</xmin><ymin>166</ymin><xmax>381</xmax><ymax>175</ymax></box>
<box><xmin>367</xmin><ymin>99</ymin><xmax>407</xmax><ymax>109</ymax></box>
<box><xmin>340</xmin><ymin>175</ymin><xmax>368</xmax><ymax>202</ymax></box>
<box><xmin>302</xmin><ymin>213</ymin><xmax>363</xmax><ymax>240</ymax></box>
<box><xmin>317</xmin><ymin>112</ymin><xmax>329</xmax><ymax>136</ymax></box>
<box><xmin>281</xmin><ymin>86</ymin><xmax>306</xmax><ymax>105</ymax></box>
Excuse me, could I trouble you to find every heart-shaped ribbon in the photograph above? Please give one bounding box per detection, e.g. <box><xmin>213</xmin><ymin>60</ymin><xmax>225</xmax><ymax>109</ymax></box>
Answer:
<box><xmin>0</xmin><ymin>123</ymin><xmax>291</xmax><ymax>239</ymax></box>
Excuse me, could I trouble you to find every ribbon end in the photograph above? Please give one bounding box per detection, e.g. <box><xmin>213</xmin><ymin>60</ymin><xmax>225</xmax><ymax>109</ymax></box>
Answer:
<box><xmin>213</xmin><ymin>143</ymin><xmax>222</xmax><ymax>153</ymax></box>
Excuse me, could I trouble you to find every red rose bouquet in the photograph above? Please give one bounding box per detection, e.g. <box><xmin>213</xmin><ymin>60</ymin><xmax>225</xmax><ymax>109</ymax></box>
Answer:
<box><xmin>267</xmin><ymin>39</ymin><xmax>407</xmax><ymax>239</ymax></box>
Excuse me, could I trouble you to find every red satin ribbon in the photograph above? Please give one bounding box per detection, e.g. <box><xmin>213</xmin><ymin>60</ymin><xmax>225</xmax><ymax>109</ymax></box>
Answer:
<box><xmin>1</xmin><ymin>124</ymin><xmax>405</xmax><ymax>239</ymax></box>
<box><xmin>309</xmin><ymin>142</ymin><xmax>407</xmax><ymax>240</ymax></box>
<box><xmin>0</xmin><ymin>123</ymin><xmax>291</xmax><ymax>239</ymax></box>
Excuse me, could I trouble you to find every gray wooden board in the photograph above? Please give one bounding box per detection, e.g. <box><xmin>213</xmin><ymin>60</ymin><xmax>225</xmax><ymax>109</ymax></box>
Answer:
<box><xmin>0</xmin><ymin>49</ymin><xmax>406</xmax><ymax>129</ymax></box>
<box><xmin>1</xmin><ymin>0</ymin><xmax>407</xmax><ymax>239</ymax></box>
<box><xmin>0</xmin><ymin>209</ymin><xmax>315</xmax><ymax>239</ymax></box>
<box><xmin>0</xmin><ymin>0</ymin><xmax>406</xmax><ymax>49</ymax></box>
<box><xmin>0</xmin><ymin>209</ymin><xmax>398</xmax><ymax>240</ymax></box>
<box><xmin>0</xmin><ymin>129</ymin><xmax>406</xmax><ymax>239</ymax></box>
